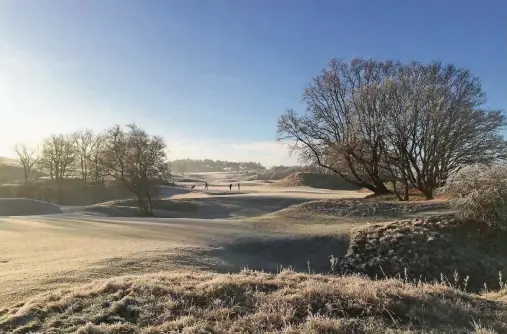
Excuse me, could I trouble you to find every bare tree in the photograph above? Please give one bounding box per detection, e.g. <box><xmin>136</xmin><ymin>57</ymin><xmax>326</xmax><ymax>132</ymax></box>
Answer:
<box><xmin>390</xmin><ymin>62</ymin><xmax>506</xmax><ymax>199</ymax></box>
<box><xmin>376</xmin><ymin>75</ymin><xmax>417</xmax><ymax>200</ymax></box>
<box><xmin>277</xmin><ymin>58</ymin><xmax>396</xmax><ymax>195</ymax></box>
<box><xmin>39</xmin><ymin>134</ymin><xmax>77</xmax><ymax>203</ymax></box>
<box><xmin>13</xmin><ymin>144</ymin><xmax>38</xmax><ymax>181</ymax></box>
<box><xmin>72</xmin><ymin>129</ymin><xmax>95</xmax><ymax>184</ymax></box>
<box><xmin>40</xmin><ymin>134</ymin><xmax>77</xmax><ymax>181</ymax></box>
<box><xmin>88</xmin><ymin>133</ymin><xmax>106</xmax><ymax>185</ymax></box>
<box><xmin>98</xmin><ymin>124</ymin><xmax>170</xmax><ymax>216</ymax></box>
<box><xmin>278</xmin><ymin>59</ymin><xmax>506</xmax><ymax>200</ymax></box>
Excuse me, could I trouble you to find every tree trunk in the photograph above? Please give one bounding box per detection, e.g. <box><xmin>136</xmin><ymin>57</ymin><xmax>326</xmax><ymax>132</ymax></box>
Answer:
<box><xmin>403</xmin><ymin>178</ymin><xmax>409</xmax><ymax>201</ymax></box>
<box><xmin>136</xmin><ymin>195</ymin><xmax>152</xmax><ymax>216</ymax></box>
<box><xmin>392</xmin><ymin>180</ymin><xmax>409</xmax><ymax>201</ymax></box>
<box><xmin>137</xmin><ymin>196</ymin><xmax>146</xmax><ymax>215</ymax></box>
<box><xmin>363</xmin><ymin>181</ymin><xmax>390</xmax><ymax>195</ymax></box>
<box><xmin>146</xmin><ymin>192</ymin><xmax>153</xmax><ymax>215</ymax></box>
<box><xmin>57</xmin><ymin>179</ymin><xmax>63</xmax><ymax>204</ymax></box>
<box><xmin>420</xmin><ymin>187</ymin><xmax>434</xmax><ymax>200</ymax></box>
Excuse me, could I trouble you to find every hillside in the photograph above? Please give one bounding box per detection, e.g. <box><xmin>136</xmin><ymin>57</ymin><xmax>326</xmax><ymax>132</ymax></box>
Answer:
<box><xmin>341</xmin><ymin>215</ymin><xmax>507</xmax><ymax>292</ymax></box>
<box><xmin>0</xmin><ymin>160</ymin><xmax>25</xmax><ymax>183</ymax></box>
<box><xmin>273</xmin><ymin>172</ymin><xmax>361</xmax><ymax>190</ymax></box>
<box><xmin>0</xmin><ymin>198</ymin><xmax>62</xmax><ymax>216</ymax></box>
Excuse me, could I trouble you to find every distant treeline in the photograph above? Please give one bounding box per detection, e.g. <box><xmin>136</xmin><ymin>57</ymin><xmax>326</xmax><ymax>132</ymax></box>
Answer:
<box><xmin>171</xmin><ymin>159</ymin><xmax>266</xmax><ymax>173</ymax></box>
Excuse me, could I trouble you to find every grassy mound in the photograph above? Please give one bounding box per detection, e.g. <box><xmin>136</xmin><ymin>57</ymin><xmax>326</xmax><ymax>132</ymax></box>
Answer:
<box><xmin>273</xmin><ymin>172</ymin><xmax>360</xmax><ymax>190</ymax></box>
<box><xmin>0</xmin><ymin>198</ymin><xmax>62</xmax><ymax>216</ymax></box>
<box><xmin>251</xmin><ymin>170</ymin><xmax>294</xmax><ymax>181</ymax></box>
<box><xmin>1</xmin><ymin>270</ymin><xmax>506</xmax><ymax>333</ymax></box>
<box><xmin>99</xmin><ymin>199</ymin><xmax>199</xmax><ymax>213</ymax></box>
<box><xmin>342</xmin><ymin>215</ymin><xmax>507</xmax><ymax>292</ymax></box>
<box><xmin>0</xmin><ymin>180</ymin><xmax>132</xmax><ymax>206</ymax></box>
<box><xmin>280</xmin><ymin>199</ymin><xmax>448</xmax><ymax>218</ymax></box>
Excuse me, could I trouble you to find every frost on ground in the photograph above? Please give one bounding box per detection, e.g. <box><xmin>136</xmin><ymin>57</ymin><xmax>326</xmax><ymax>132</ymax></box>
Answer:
<box><xmin>1</xmin><ymin>270</ymin><xmax>506</xmax><ymax>334</ymax></box>
<box><xmin>341</xmin><ymin>215</ymin><xmax>507</xmax><ymax>292</ymax></box>
<box><xmin>280</xmin><ymin>199</ymin><xmax>449</xmax><ymax>217</ymax></box>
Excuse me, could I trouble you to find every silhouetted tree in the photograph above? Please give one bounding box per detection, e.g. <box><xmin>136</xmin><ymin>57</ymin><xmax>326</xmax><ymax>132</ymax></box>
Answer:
<box><xmin>13</xmin><ymin>144</ymin><xmax>38</xmax><ymax>181</ymax></box>
<box><xmin>39</xmin><ymin>134</ymin><xmax>77</xmax><ymax>203</ymax></box>
<box><xmin>72</xmin><ymin>129</ymin><xmax>95</xmax><ymax>184</ymax></box>
<box><xmin>277</xmin><ymin>58</ymin><xmax>507</xmax><ymax>199</ymax></box>
<box><xmin>277</xmin><ymin>58</ymin><xmax>395</xmax><ymax>195</ymax></box>
<box><xmin>98</xmin><ymin>124</ymin><xmax>170</xmax><ymax>215</ymax></box>
<box><xmin>380</xmin><ymin>62</ymin><xmax>507</xmax><ymax>199</ymax></box>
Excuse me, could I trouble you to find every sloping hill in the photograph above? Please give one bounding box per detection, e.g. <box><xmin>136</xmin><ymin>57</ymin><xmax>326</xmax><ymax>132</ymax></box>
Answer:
<box><xmin>279</xmin><ymin>198</ymin><xmax>448</xmax><ymax>217</ymax></box>
<box><xmin>0</xmin><ymin>198</ymin><xmax>62</xmax><ymax>216</ymax></box>
<box><xmin>0</xmin><ymin>162</ymin><xmax>25</xmax><ymax>183</ymax></box>
<box><xmin>341</xmin><ymin>215</ymin><xmax>507</xmax><ymax>292</ymax></box>
<box><xmin>273</xmin><ymin>172</ymin><xmax>361</xmax><ymax>190</ymax></box>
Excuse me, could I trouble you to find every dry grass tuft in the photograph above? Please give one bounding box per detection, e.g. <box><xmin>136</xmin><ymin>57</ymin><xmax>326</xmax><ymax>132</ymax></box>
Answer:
<box><xmin>342</xmin><ymin>215</ymin><xmax>507</xmax><ymax>292</ymax></box>
<box><xmin>1</xmin><ymin>270</ymin><xmax>506</xmax><ymax>333</ymax></box>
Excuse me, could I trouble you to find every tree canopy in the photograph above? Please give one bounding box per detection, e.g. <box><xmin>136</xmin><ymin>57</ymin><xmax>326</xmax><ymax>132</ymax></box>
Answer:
<box><xmin>277</xmin><ymin>58</ymin><xmax>507</xmax><ymax>199</ymax></box>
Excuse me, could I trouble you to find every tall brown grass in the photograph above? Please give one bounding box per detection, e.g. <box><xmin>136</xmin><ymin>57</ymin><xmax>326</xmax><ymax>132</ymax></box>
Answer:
<box><xmin>1</xmin><ymin>270</ymin><xmax>506</xmax><ymax>333</ymax></box>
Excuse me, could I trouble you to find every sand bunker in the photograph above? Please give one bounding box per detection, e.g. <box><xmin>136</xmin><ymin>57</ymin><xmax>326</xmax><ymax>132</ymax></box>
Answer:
<box><xmin>0</xmin><ymin>198</ymin><xmax>62</xmax><ymax>216</ymax></box>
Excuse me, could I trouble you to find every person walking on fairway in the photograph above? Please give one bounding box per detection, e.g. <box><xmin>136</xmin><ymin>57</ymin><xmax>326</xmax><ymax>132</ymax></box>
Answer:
<box><xmin>204</xmin><ymin>181</ymin><xmax>208</xmax><ymax>190</ymax></box>
<box><xmin>229</xmin><ymin>183</ymin><xmax>232</xmax><ymax>191</ymax></box>
<box><xmin>237</xmin><ymin>182</ymin><xmax>240</xmax><ymax>190</ymax></box>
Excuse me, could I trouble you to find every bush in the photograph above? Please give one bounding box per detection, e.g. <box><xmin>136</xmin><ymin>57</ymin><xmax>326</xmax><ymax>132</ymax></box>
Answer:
<box><xmin>439</xmin><ymin>164</ymin><xmax>507</xmax><ymax>230</ymax></box>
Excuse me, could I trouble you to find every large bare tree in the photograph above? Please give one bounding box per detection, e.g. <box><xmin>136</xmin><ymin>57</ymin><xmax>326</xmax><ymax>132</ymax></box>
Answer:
<box><xmin>39</xmin><ymin>134</ymin><xmax>76</xmax><ymax>181</ymax></box>
<box><xmin>72</xmin><ymin>129</ymin><xmax>95</xmax><ymax>184</ymax></box>
<box><xmin>382</xmin><ymin>62</ymin><xmax>506</xmax><ymax>199</ymax></box>
<box><xmin>278</xmin><ymin>58</ymin><xmax>506</xmax><ymax>199</ymax></box>
<box><xmin>98</xmin><ymin>124</ymin><xmax>170</xmax><ymax>216</ymax></box>
<box><xmin>39</xmin><ymin>134</ymin><xmax>77</xmax><ymax>203</ymax></box>
<box><xmin>277</xmin><ymin>58</ymin><xmax>397</xmax><ymax>194</ymax></box>
<box><xmin>13</xmin><ymin>144</ymin><xmax>38</xmax><ymax>181</ymax></box>
<box><xmin>87</xmin><ymin>133</ymin><xmax>106</xmax><ymax>185</ymax></box>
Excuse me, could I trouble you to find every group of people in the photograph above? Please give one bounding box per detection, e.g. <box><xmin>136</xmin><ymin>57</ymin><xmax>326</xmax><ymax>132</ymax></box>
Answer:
<box><xmin>203</xmin><ymin>181</ymin><xmax>240</xmax><ymax>191</ymax></box>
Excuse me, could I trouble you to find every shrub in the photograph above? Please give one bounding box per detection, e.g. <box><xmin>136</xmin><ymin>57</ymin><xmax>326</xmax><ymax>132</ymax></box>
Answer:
<box><xmin>439</xmin><ymin>164</ymin><xmax>507</xmax><ymax>230</ymax></box>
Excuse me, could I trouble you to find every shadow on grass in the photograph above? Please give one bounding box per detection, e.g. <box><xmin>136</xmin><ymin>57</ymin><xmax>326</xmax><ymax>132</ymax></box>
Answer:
<box><xmin>48</xmin><ymin>235</ymin><xmax>351</xmax><ymax>285</ymax></box>
<box><xmin>192</xmin><ymin>196</ymin><xmax>311</xmax><ymax>219</ymax></box>
<box><xmin>88</xmin><ymin>196</ymin><xmax>311</xmax><ymax>219</ymax></box>
<box><xmin>190</xmin><ymin>235</ymin><xmax>350</xmax><ymax>273</ymax></box>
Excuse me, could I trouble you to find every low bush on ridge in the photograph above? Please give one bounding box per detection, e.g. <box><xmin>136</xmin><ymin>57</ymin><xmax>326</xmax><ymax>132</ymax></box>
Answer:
<box><xmin>440</xmin><ymin>164</ymin><xmax>507</xmax><ymax>230</ymax></box>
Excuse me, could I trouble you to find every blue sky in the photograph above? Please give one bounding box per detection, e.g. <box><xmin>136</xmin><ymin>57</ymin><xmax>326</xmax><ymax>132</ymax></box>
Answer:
<box><xmin>0</xmin><ymin>0</ymin><xmax>505</xmax><ymax>166</ymax></box>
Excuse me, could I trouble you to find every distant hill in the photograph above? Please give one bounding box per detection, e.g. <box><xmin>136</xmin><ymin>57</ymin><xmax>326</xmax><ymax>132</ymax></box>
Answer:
<box><xmin>0</xmin><ymin>157</ymin><xmax>19</xmax><ymax>165</ymax></box>
<box><xmin>0</xmin><ymin>157</ymin><xmax>44</xmax><ymax>183</ymax></box>
<box><xmin>171</xmin><ymin>159</ymin><xmax>266</xmax><ymax>173</ymax></box>
<box><xmin>0</xmin><ymin>159</ymin><xmax>25</xmax><ymax>183</ymax></box>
